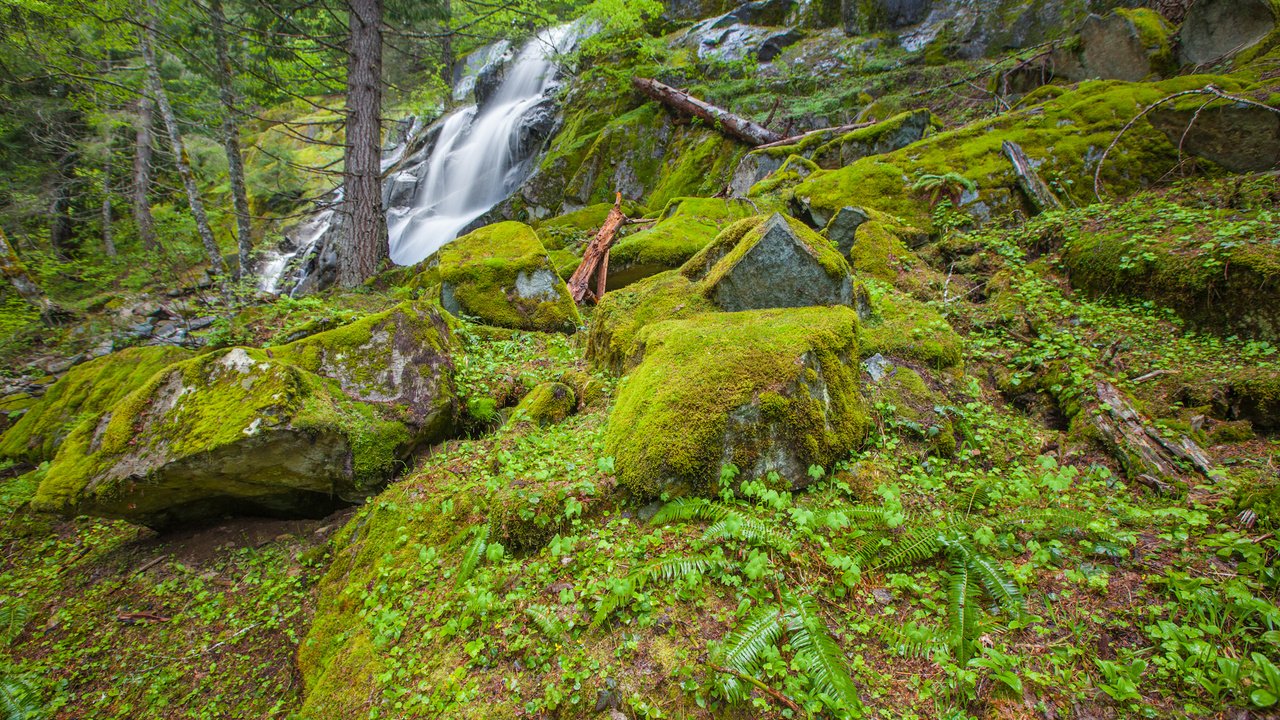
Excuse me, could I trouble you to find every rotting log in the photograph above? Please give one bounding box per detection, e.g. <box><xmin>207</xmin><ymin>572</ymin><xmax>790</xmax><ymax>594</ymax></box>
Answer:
<box><xmin>1089</xmin><ymin>380</ymin><xmax>1215</xmax><ymax>481</ymax></box>
<box><xmin>1002</xmin><ymin>140</ymin><xmax>1062</xmax><ymax>213</ymax></box>
<box><xmin>569</xmin><ymin>192</ymin><xmax>626</xmax><ymax>305</ymax></box>
<box><xmin>632</xmin><ymin>77</ymin><xmax>783</xmax><ymax>147</ymax></box>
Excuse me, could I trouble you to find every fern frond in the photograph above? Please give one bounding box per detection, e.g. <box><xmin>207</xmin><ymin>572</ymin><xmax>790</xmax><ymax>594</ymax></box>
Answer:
<box><xmin>702</xmin><ymin>515</ymin><xmax>796</xmax><ymax>553</ymax></box>
<box><xmin>0</xmin><ymin>602</ymin><xmax>29</xmax><ymax>645</ymax></box>
<box><xmin>966</xmin><ymin>552</ymin><xmax>1024</xmax><ymax>616</ymax></box>
<box><xmin>592</xmin><ymin>553</ymin><xmax>732</xmax><ymax>628</ymax></box>
<box><xmin>455</xmin><ymin>525</ymin><xmax>488</xmax><ymax>588</ymax></box>
<box><xmin>870</xmin><ymin>619</ymin><xmax>949</xmax><ymax>659</ymax></box>
<box><xmin>0</xmin><ymin>675</ymin><xmax>40</xmax><ymax>720</ymax></box>
<box><xmin>524</xmin><ymin>605</ymin><xmax>567</xmax><ymax>642</ymax></box>
<box><xmin>999</xmin><ymin>506</ymin><xmax>1093</xmax><ymax>534</ymax></box>
<box><xmin>948</xmin><ymin>557</ymin><xmax>980</xmax><ymax>665</ymax></box>
<box><xmin>844</xmin><ymin>505</ymin><xmax>896</xmax><ymax>529</ymax></box>
<box><xmin>650</xmin><ymin>498</ymin><xmax>728</xmax><ymax>525</ymax></box>
<box><xmin>714</xmin><ymin>604</ymin><xmax>787</xmax><ymax>702</ymax></box>
<box><xmin>874</xmin><ymin>529</ymin><xmax>943</xmax><ymax>570</ymax></box>
<box><xmin>591</xmin><ymin>576</ymin><xmax>636</xmax><ymax>629</ymax></box>
<box><xmin>785</xmin><ymin>596</ymin><xmax>862</xmax><ymax>712</ymax></box>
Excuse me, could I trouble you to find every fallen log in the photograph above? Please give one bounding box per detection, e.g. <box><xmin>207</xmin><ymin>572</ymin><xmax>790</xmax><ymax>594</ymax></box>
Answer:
<box><xmin>752</xmin><ymin>121</ymin><xmax>875</xmax><ymax>152</ymax></box>
<box><xmin>1002</xmin><ymin>140</ymin><xmax>1063</xmax><ymax>213</ymax></box>
<box><xmin>632</xmin><ymin>77</ymin><xmax>783</xmax><ymax>147</ymax></box>
<box><xmin>1089</xmin><ymin>380</ymin><xmax>1215</xmax><ymax>481</ymax></box>
<box><xmin>568</xmin><ymin>192</ymin><xmax>626</xmax><ymax>305</ymax></box>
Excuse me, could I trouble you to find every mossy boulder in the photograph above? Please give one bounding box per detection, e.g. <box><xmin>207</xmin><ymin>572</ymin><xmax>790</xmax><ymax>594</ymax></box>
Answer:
<box><xmin>0</xmin><ymin>346</ymin><xmax>193</xmax><ymax>463</ymax></box>
<box><xmin>435</xmin><ymin>221</ymin><xmax>581</xmax><ymax>334</ymax></box>
<box><xmin>503</xmin><ymin>382</ymin><xmax>577</xmax><ymax>429</ymax></box>
<box><xmin>607</xmin><ymin>198</ymin><xmax>755</xmax><ymax>290</ymax></box>
<box><xmin>31</xmin><ymin>348</ymin><xmax>419</xmax><ymax>529</ymax></box>
<box><xmin>860</xmin><ymin>281</ymin><xmax>964</xmax><ymax>370</ymax></box>
<box><xmin>1179</xmin><ymin>0</ymin><xmax>1279</xmax><ymax>65</ymax></box>
<box><xmin>1053</xmin><ymin>9</ymin><xmax>1176</xmax><ymax>82</ymax></box>
<box><xmin>606</xmin><ymin>306</ymin><xmax>867</xmax><ymax>498</ymax></box>
<box><xmin>588</xmin><ymin>270</ymin><xmax>714</xmax><ymax>373</ymax></box>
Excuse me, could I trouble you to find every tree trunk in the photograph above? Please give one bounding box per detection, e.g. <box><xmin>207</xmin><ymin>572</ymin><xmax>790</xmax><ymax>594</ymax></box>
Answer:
<box><xmin>101</xmin><ymin>134</ymin><xmax>115</xmax><ymax>257</ymax></box>
<box><xmin>1002</xmin><ymin>141</ymin><xmax>1063</xmax><ymax>214</ymax></box>
<box><xmin>568</xmin><ymin>192</ymin><xmax>626</xmax><ymax>304</ymax></box>
<box><xmin>132</xmin><ymin>96</ymin><xmax>158</xmax><ymax>252</ymax></box>
<box><xmin>49</xmin><ymin>150</ymin><xmax>78</xmax><ymax>257</ymax></box>
<box><xmin>0</xmin><ymin>227</ymin><xmax>70</xmax><ymax>324</ymax></box>
<box><xmin>140</xmin><ymin>0</ymin><xmax>226</xmax><ymax>276</ymax></box>
<box><xmin>439</xmin><ymin>0</ymin><xmax>454</xmax><ymax>87</ymax></box>
<box><xmin>337</xmin><ymin>0</ymin><xmax>388</xmax><ymax>288</ymax></box>
<box><xmin>632</xmin><ymin>77</ymin><xmax>783</xmax><ymax>146</ymax></box>
<box><xmin>209</xmin><ymin>0</ymin><xmax>254</xmax><ymax>279</ymax></box>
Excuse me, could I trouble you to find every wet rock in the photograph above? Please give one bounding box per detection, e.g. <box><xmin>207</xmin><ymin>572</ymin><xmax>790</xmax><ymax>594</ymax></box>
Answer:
<box><xmin>697</xmin><ymin>213</ymin><xmax>855</xmax><ymax>312</ymax></box>
<box><xmin>1179</xmin><ymin>0</ymin><xmax>1278</xmax><ymax>65</ymax></box>
<box><xmin>515</xmin><ymin>96</ymin><xmax>560</xmax><ymax>157</ymax></box>
<box><xmin>474</xmin><ymin>55</ymin><xmax>509</xmax><ymax>109</ymax></box>
<box><xmin>1054</xmin><ymin>10</ymin><xmax>1174</xmax><ymax>82</ymax></box>
<box><xmin>824</xmin><ymin>206</ymin><xmax>870</xmax><ymax>255</ymax></box>
<box><xmin>1148</xmin><ymin>104</ymin><xmax>1280</xmax><ymax>173</ymax></box>
<box><xmin>385</xmin><ymin>171</ymin><xmax>419</xmax><ymax>208</ymax></box>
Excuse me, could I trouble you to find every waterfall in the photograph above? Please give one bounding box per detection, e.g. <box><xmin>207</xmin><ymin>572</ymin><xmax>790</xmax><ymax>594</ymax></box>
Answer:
<box><xmin>386</xmin><ymin>24</ymin><xmax>576</xmax><ymax>265</ymax></box>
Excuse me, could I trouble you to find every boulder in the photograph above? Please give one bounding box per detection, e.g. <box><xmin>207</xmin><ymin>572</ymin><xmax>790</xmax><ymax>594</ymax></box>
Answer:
<box><xmin>1179</xmin><ymin>0</ymin><xmax>1278</xmax><ymax>65</ymax></box>
<box><xmin>384</xmin><ymin>171</ymin><xmax>419</xmax><ymax>208</ymax></box>
<box><xmin>435</xmin><ymin>221</ymin><xmax>581</xmax><ymax>333</ymax></box>
<box><xmin>30</xmin><ymin>303</ymin><xmax>459</xmax><ymax>529</ymax></box>
<box><xmin>0</xmin><ymin>346</ymin><xmax>193</xmax><ymax>463</ymax></box>
<box><xmin>1054</xmin><ymin>9</ymin><xmax>1175</xmax><ymax>82</ymax></box>
<box><xmin>729</xmin><ymin>153</ymin><xmax>786</xmax><ymax>197</ymax></box>
<box><xmin>1148</xmin><ymin>104</ymin><xmax>1280</xmax><ymax>173</ymax></box>
<box><xmin>691</xmin><ymin>213</ymin><xmax>856</xmax><ymax>312</ymax></box>
<box><xmin>757</xmin><ymin>28</ymin><xmax>804</xmax><ymax>61</ymax></box>
<box><xmin>605</xmin><ymin>306</ymin><xmax>867</xmax><ymax>498</ymax></box>
<box><xmin>606</xmin><ymin>197</ymin><xmax>754</xmax><ymax>289</ymax></box>
<box><xmin>824</xmin><ymin>206</ymin><xmax>870</xmax><ymax>255</ymax></box>
<box><xmin>503</xmin><ymin>382</ymin><xmax>577</xmax><ymax>429</ymax></box>
<box><xmin>810</xmin><ymin>109</ymin><xmax>936</xmax><ymax>170</ymax></box>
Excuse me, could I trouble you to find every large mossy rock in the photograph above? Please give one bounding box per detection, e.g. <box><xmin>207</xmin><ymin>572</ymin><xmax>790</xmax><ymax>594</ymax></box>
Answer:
<box><xmin>1179</xmin><ymin>0</ymin><xmax>1279</xmax><ymax>65</ymax></box>
<box><xmin>0</xmin><ymin>346</ymin><xmax>192</xmax><ymax>463</ymax></box>
<box><xmin>606</xmin><ymin>306</ymin><xmax>866</xmax><ymax>498</ymax></box>
<box><xmin>1148</xmin><ymin>104</ymin><xmax>1280</xmax><ymax>173</ymax></box>
<box><xmin>31</xmin><ymin>302</ymin><xmax>460</xmax><ymax>529</ymax></box>
<box><xmin>1053</xmin><ymin>9</ymin><xmax>1175</xmax><ymax>82</ymax></box>
<box><xmin>435</xmin><ymin>221</ymin><xmax>581</xmax><ymax>333</ymax></box>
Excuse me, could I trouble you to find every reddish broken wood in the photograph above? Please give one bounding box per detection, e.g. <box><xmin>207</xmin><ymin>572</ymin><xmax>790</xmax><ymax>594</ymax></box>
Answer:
<box><xmin>568</xmin><ymin>192</ymin><xmax>626</xmax><ymax>305</ymax></box>
<box><xmin>632</xmin><ymin>77</ymin><xmax>783</xmax><ymax>147</ymax></box>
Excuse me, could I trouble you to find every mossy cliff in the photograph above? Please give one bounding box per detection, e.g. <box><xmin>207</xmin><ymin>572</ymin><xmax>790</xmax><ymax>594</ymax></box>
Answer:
<box><xmin>606</xmin><ymin>306</ymin><xmax>867</xmax><ymax>498</ymax></box>
<box><xmin>0</xmin><ymin>346</ymin><xmax>193</xmax><ymax>463</ymax></box>
<box><xmin>434</xmin><ymin>221</ymin><xmax>581</xmax><ymax>334</ymax></box>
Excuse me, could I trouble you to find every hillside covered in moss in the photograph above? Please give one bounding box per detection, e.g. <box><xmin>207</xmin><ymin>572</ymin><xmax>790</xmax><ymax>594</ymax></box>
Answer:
<box><xmin>1</xmin><ymin>0</ymin><xmax>1279</xmax><ymax>718</ymax></box>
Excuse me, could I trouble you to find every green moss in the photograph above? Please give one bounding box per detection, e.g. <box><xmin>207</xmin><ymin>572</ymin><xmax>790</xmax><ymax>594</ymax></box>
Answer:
<box><xmin>435</xmin><ymin>221</ymin><xmax>581</xmax><ymax>334</ymax></box>
<box><xmin>588</xmin><ymin>270</ymin><xmax>713</xmax><ymax>373</ymax></box>
<box><xmin>605</xmin><ymin>306</ymin><xmax>867</xmax><ymax>498</ymax></box>
<box><xmin>695</xmin><ymin>214</ymin><xmax>852</xmax><ymax>291</ymax></box>
<box><xmin>859</xmin><ymin>281</ymin><xmax>964</xmax><ymax>370</ymax></box>
<box><xmin>503</xmin><ymin>382</ymin><xmax>577</xmax><ymax>429</ymax></box>
<box><xmin>0</xmin><ymin>346</ymin><xmax>193</xmax><ymax>463</ymax></box>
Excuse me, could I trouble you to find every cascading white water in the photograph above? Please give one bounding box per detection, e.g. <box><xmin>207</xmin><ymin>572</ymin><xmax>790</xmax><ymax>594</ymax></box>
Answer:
<box><xmin>386</xmin><ymin>25</ymin><xmax>575</xmax><ymax>265</ymax></box>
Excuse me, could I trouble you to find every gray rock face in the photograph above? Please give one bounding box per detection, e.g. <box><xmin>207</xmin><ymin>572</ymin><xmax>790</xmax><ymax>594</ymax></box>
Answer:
<box><xmin>1055</xmin><ymin>11</ymin><xmax>1166</xmax><ymax>82</ymax></box>
<box><xmin>757</xmin><ymin>28</ymin><xmax>805</xmax><ymax>60</ymax></box>
<box><xmin>844</xmin><ymin>0</ymin><xmax>932</xmax><ymax>35</ymax></box>
<box><xmin>1148</xmin><ymin>104</ymin><xmax>1280</xmax><ymax>173</ymax></box>
<box><xmin>706</xmin><ymin>214</ymin><xmax>855</xmax><ymax>311</ymax></box>
<box><xmin>1180</xmin><ymin>0</ymin><xmax>1277</xmax><ymax>65</ymax></box>
<box><xmin>812</xmin><ymin>108</ymin><xmax>934</xmax><ymax>169</ymax></box>
<box><xmin>515</xmin><ymin>268</ymin><xmax>562</xmax><ymax>302</ymax></box>
<box><xmin>474</xmin><ymin>59</ymin><xmax>508</xmax><ymax>109</ymax></box>
<box><xmin>729</xmin><ymin>152</ymin><xmax>785</xmax><ymax>196</ymax></box>
<box><xmin>385</xmin><ymin>171</ymin><xmax>419</xmax><ymax>208</ymax></box>
<box><xmin>824</xmin><ymin>206</ymin><xmax>869</xmax><ymax>255</ymax></box>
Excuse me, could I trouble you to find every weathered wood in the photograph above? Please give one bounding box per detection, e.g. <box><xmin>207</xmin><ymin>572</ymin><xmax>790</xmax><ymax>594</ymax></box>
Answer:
<box><xmin>1002</xmin><ymin>140</ymin><xmax>1063</xmax><ymax>213</ymax></box>
<box><xmin>1090</xmin><ymin>380</ymin><xmax>1214</xmax><ymax>481</ymax></box>
<box><xmin>568</xmin><ymin>192</ymin><xmax>626</xmax><ymax>305</ymax></box>
<box><xmin>632</xmin><ymin>77</ymin><xmax>783</xmax><ymax>147</ymax></box>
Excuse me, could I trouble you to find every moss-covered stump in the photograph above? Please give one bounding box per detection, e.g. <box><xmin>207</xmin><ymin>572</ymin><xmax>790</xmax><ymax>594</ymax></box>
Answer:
<box><xmin>502</xmin><ymin>382</ymin><xmax>577</xmax><ymax>429</ymax></box>
<box><xmin>606</xmin><ymin>306</ymin><xmax>867</xmax><ymax>499</ymax></box>
<box><xmin>0</xmin><ymin>346</ymin><xmax>193</xmax><ymax>463</ymax></box>
<box><xmin>1058</xmin><ymin>196</ymin><xmax>1280</xmax><ymax>341</ymax></box>
<box><xmin>31</xmin><ymin>348</ymin><xmax>418</xmax><ymax>529</ymax></box>
<box><xmin>434</xmin><ymin>221</ymin><xmax>581</xmax><ymax>334</ymax></box>
<box><xmin>275</xmin><ymin>300</ymin><xmax>459</xmax><ymax>439</ymax></box>
<box><xmin>606</xmin><ymin>197</ymin><xmax>754</xmax><ymax>290</ymax></box>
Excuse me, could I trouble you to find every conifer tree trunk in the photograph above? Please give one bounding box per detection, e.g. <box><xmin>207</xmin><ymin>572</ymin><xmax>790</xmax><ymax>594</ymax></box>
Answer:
<box><xmin>101</xmin><ymin>139</ymin><xmax>115</xmax><ymax>257</ymax></box>
<box><xmin>209</xmin><ymin>0</ymin><xmax>253</xmax><ymax>279</ymax></box>
<box><xmin>337</xmin><ymin>0</ymin><xmax>388</xmax><ymax>288</ymax></box>
<box><xmin>49</xmin><ymin>150</ymin><xmax>78</xmax><ymax>257</ymax></box>
<box><xmin>140</xmin><ymin>0</ymin><xmax>226</xmax><ymax>276</ymax></box>
<box><xmin>0</xmin><ymin>227</ymin><xmax>70</xmax><ymax>324</ymax></box>
<box><xmin>132</xmin><ymin>96</ymin><xmax>158</xmax><ymax>252</ymax></box>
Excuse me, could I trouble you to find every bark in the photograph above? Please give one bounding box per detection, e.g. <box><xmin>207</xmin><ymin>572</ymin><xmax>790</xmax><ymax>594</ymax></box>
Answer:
<box><xmin>439</xmin><ymin>0</ymin><xmax>454</xmax><ymax>87</ymax></box>
<box><xmin>209</xmin><ymin>0</ymin><xmax>254</xmax><ymax>279</ymax></box>
<box><xmin>568</xmin><ymin>192</ymin><xmax>626</xmax><ymax>305</ymax></box>
<box><xmin>101</xmin><ymin>136</ymin><xmax>115</xmax><ymax>257</ymax></box>
<box><xmin>0</xmin><ymin>227</ymin><xmax>71</xmax><ymax>324</ymax></box>
<box><xmin>337</xmin><ymin>0</ymin><xmax>388</xmax><ymax>288</ymax></box>
<box><xmin>132</xmin><ymin>96</ymin><xmax>158</xmax><ymax>252</ymax></box>
<box><xmin>49</xmin><ymin>150</ymin><xmax>78</xmax><ymax>257</ymax></box>
<box><xmin>632</xmin><ymin>77</ymin><xmax>783</xmax><ymax>147</ymax></box>
<box><xmin>1089</xmin><ymin>380</ymin><xmax>1214</xmax><ymax>481</ymax></box>
<box><xmin>140</xmin><ymin>0</ymin><xmax>226</xmax><ymax>276</ymax></box>
<box><xmin>1002</xmin><ymin>140</ymin><xmax>1063</xmax><ymax>214</ymax></box>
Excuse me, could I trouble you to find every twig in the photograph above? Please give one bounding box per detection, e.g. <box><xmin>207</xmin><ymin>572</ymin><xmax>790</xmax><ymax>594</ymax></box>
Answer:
<box><xmin>707</xmin><ymin>664</ymin><xmax>805</xmax><ymax>714</ymax></box>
